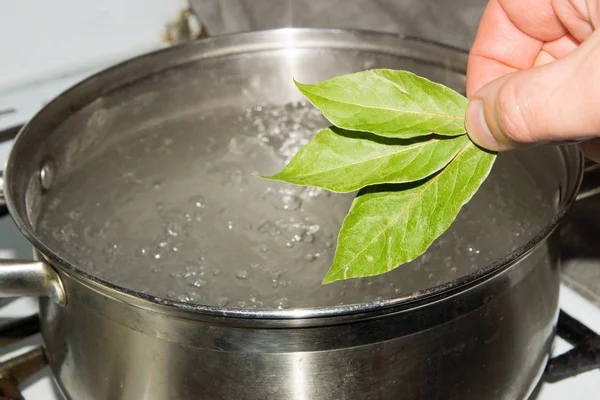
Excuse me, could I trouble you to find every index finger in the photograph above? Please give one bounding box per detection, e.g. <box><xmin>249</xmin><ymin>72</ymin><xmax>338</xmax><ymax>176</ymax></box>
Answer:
<box><xmin>466</xmin><ymin>0</ymin><xmax>565</xmax><ymax>97</ymax></box>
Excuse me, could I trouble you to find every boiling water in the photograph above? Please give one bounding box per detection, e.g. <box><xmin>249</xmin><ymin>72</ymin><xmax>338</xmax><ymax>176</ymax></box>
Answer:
<box><xmin>35</xmin><ymin>102</ymin><xmax>553</xmax><ymax>309</ymax></box>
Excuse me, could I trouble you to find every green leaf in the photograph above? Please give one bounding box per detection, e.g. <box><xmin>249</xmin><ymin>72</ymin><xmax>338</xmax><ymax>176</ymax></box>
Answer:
<box><xmin>262</xmin><ymin>127</ymin><xmax>470</xmax><ymax>193</ymax></box>
<box><xmin>322</xmin><ymin>142</ymin><xmax>496</xmax><ymax>284</ymax></box>
<box><xmin>295</xmin><ymin>69</ymin><xmax>468</xmax><ymax>139</ymax></box>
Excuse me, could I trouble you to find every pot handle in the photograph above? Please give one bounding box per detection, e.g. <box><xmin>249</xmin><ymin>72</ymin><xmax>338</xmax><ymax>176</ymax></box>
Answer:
<box><xmin>0</xmin><ymin>144</ymin><xmax>64</xmax><ymax>306</ymax></box>
<box><xmin>0</xmin><ymin>260</ymin><xmax>66</xmax><ymax>306</ymax></box>
<box><xmin>544</xmin><ymin>310</ymin><xmax>600</xmax><ymax>382</ymax></box>
<box><xmin>0</xmin><ymin>170</ymin><xmax>7</xmax><ymax>218</ymax></box>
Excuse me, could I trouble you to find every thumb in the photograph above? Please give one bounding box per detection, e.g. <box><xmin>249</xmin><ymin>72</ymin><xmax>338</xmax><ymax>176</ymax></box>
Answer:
<box><xmin>465</xmin><ymin>34</ymin><xmax>600</xmax><ymax>152</ymax></box>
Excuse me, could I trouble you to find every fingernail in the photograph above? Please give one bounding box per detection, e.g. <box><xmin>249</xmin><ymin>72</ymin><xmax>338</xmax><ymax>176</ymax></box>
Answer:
<box><xmin>465</xmin><ymin>100</ymin><xmax>499</xmax><ymax>151</ymax></box>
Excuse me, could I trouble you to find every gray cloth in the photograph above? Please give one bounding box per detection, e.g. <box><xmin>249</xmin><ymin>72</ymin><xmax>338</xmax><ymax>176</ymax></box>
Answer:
<box><xmin>190</xmin><ymin>0</ymin><xmax>487</xmax><ymax>50</ymax></box>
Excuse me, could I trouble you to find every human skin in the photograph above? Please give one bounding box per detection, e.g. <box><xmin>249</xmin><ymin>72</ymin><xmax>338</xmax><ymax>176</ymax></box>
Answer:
<box><xmin>465</xmin><ymin>0</ymin><xmax>600</xmax><ymax>162</ymax></box>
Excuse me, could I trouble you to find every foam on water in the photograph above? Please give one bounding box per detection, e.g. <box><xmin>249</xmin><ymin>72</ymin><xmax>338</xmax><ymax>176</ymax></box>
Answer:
<box><xmin>35</xmin><ymin>102</ymin><xmax>553</xmax><ymax>309</ymax></box>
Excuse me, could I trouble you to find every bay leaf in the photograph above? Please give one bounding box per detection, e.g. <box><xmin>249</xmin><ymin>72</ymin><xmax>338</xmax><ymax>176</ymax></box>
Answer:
<box><xmin>262</xmin><ymin>127</ymin><xmax>470</xmax><ymax>193</ymax></box>
<box><xmin>295</xmin><ymin>69</ymin><xmax>468</xmax><ymax>138</ymax></box>
<box><xmin>322</xmin><ymin>142</ymin><xmax>496</xmax><ymax>284</ymax></box>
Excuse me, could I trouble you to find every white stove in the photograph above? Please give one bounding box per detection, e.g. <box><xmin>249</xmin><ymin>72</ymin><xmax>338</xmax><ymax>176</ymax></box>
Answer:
<box><xmin>0</xmin><ymin>2</ymin><xmax>599</xmax><ymax>399</ymax></box>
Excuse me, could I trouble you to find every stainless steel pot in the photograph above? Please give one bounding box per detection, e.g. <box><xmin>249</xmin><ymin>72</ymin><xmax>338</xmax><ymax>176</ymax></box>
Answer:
<box><xmin>0</xmin><ymin>29</ymin><xmax>589</xmax><ymax>400</ymax></box>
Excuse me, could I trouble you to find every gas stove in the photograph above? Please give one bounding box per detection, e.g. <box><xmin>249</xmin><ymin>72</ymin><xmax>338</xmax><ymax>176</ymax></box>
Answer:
<box><xmin>1</xmin><ymin>2</ymin><xmax>599</xmax><ymax>399</ymax></box>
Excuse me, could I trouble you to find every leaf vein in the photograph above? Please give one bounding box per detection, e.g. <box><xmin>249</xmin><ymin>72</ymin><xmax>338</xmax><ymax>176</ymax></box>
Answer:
<box><xmin>301</xmin><ymin>91</ymin><xmax>464</xmax><ymax>120</ymax></box>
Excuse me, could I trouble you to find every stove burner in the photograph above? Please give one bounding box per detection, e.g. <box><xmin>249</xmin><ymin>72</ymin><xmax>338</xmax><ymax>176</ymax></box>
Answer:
<box><xmin>0</xmin><ymin>316</ymin><xmax>40</xmax><ymax>348</ymax></box>
<box><xmin>0</xmin><ymin>124</ymin><xmax>21</xmax><ymax>144</ymax></box>
<box><xmin>0</xmin><ymin>347</ymin><xmax>46</xmax><ymax>400</ymax></box>
<box><xmin>0</xmin><ymin>315</ymin><xmax>47</xmax><ymax>400</ymax></box>
<box><xmin>545</xmin><ymin>311</ymin><xmax>600</xmax><ymax>382</ymax></box>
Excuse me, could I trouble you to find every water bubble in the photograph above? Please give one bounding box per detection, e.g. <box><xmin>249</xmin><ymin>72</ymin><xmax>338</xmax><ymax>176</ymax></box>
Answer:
<box><xmin>189</xmin><ymin>195</ymin><xmax>206</xmax><ymax>208</ymax></box>
<box><xmin>103</xmin><ymin>243</ymin><xmax>118</xmax><ymax>254</ymax></box>
<box><xmin>162</xmin><ymin>208</ymin><xmax>188</xmax><ymax>226</ymax></box>
<box><xmin>227</xmin><ymin>221</ymin><xmax>234</xmax><ymax>230</ymax></box>
<box><xmin>304</xmin><ymin>187</ymin><xmax>326</xmax><ymax>198</ymax></box>
<box><xmin>255</xmin><ymin>243</ymin><xmax>269</xmax><ymax>254</ymax></box>
<box><xmin>166</xmin><ymin>224</ymin><xmax>179</xmax><ymax>237</ymax></box>
<box><xmin>152</xmin><ymin>179</ymin><xmax>164</xmax><ymax>189</ymax></box>
<box><xmin>272</xmin><ymin>271</ymin><xmax>282</xmax><ymax>288</ymax></box>
<box><xmin>83</xmin><ymin>226</ymin><xmax>104</xmax><ymax>241</ymax></box>
<box><xmin>285</xmin><ymin>241</ymin><xmax>295</xmax><ymax>249</ymax></box>
<box><xmin>184</xmin><ymin>213</ymin><xmax>194</xmax><ymax>223</ymax></box>
<box><xmin>280</xmin><ymin>280</ymin><xmax>291</xmax><ymax>288</ymax></box>
<box><xmin>169</xmin><ymin>271</ymin><xmax>183</xmax><ymax>279</ymax></box>
<box><xmin>468</xmin><ymin>246</ymin><xmax>480</xmax><ymax>255</ymax></box>
<box><xmin>250</xmin><ymin>294</ymin><xmax>263</xmax><ymax>307</ymax></box>
<box><xmin>184</xmin><ymin>269</ymin><xmax>198</xmax><ymax>279</ymax></box>
<box><xmin>302</xmin><ymin>233</ymin><xmax>315</xmax><ymax>244</ymax></box>
<box><xmin>271</xmin><ymin>189</ymin><xmax>302</xmax><ymax>211</ymax></box>
<box><xmin>217</xmin><ymin>297</ymin><xmax>230</xmax><ymax>307</ymax></box>
<box><xmin>235</xmin><ymin>270</ymin><xmax>249</xmax><ymax>280</ymax></box>
<box><xmin>281</xmin><ymin>194</ymin><xmax>302</xmax><ymax>211</ymax></box>
<box><xmin>258</xmin><ymin>221</ymin><xmax>281</xmax><ymax>237</ymax></box>
<box><xmin>66</xmin><ymin>209</ymin><xmax>83</xmax><ymax>220</ymax></box>
<box><xmin>305</xmin><ymin>223</ymin><xmax>320</xmax><ymax>235</ymax></box>
<box><xmin>212</xmin><ymin>269</ymin><xmax>221</xmax><ymax>276</ymax></box>
<box><xmin>190</xmin><ymin>279</ymin><xmax>207</xmax><ymax>288</ymax></box>
<box><xmin>177</xmin><ymin>294</ymin><xmax>193</xmax><ymax>303</ymax></box>
<box><xmin>305</xmin><ymin>253</ymin><xmax>317</xmax><ymax>262</ymax></box>
<box><xmin>276</xmin><ymin>297</ymin><xmax>290</xmax><ymax>309</ymax></box>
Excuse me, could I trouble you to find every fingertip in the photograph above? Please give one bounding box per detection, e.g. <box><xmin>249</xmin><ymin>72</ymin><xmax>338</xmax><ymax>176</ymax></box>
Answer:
<box><xmin>465</xmin><ymin>99</ymin><xmax>501</xmax><ymax>151</ymax></box>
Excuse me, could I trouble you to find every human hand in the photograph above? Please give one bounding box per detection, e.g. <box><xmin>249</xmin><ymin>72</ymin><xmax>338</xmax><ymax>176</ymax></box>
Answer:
<box><xmin>465</xmin><ymin>0</ymin><xmax>600</xmax><ymax>162</ymax></box>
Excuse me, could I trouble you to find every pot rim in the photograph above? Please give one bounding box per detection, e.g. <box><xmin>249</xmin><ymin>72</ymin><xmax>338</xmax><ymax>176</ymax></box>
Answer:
<box><xmin>3</xmin><ymin>27</ymin><xmax>585</xmax><ymax>320</ymax></box>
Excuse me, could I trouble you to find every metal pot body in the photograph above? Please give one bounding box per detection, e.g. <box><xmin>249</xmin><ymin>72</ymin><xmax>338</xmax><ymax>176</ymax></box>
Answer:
<box><xmin>39</xmin><ymin>237</ymin><xmax>560</xmax><ymax>400</ymax></box>
<box><xmin>0</xmin><ymin>29</ymin><xmax>583</xmax><ymax>399</ymax></box>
